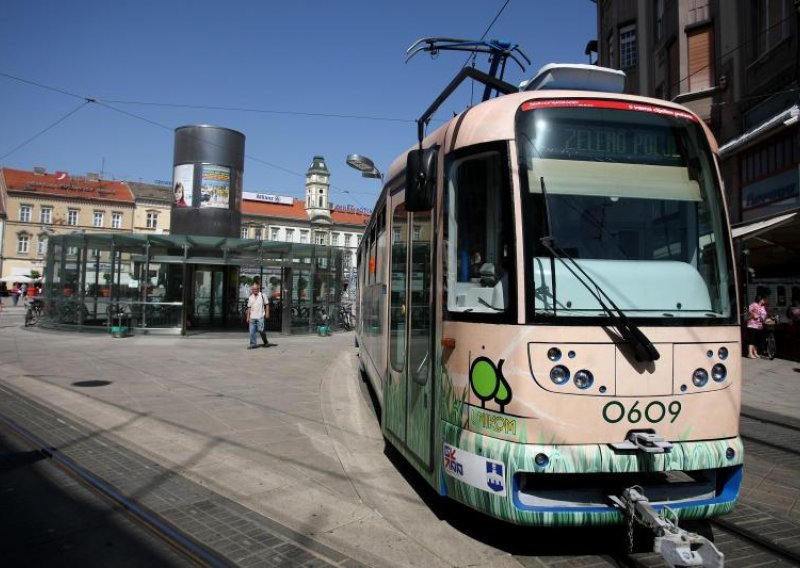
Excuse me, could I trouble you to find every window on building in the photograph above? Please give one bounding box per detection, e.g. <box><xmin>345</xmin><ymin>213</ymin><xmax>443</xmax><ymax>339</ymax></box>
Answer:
<box><xmin>254</xmin><ymin>228</ymin><xmax>263</xmax><ymax>241</ymax></box>
<box><xmin>331</xmin><ymin>232</ymin><xmax>339</xmax><ymax>246</ymax></box>
<box><xmin>687</xmin><ymin>26</ymin><xmax>713</xmax><ymax>92</ymax></box>
<box><xmin>286</xmin><ymin>228</ymin><xmax>295</xmax><ymax>242</ymax></box>
<box><xmin>112</xmin><ymin>212</ymin><xmax>123</xmax><ymax>229</ymax></box>
<box><xmin>40</xmin><ymin>207</ymin><xmax>53</xmax><ymax>224</ymax></box>
<box><xmin>68</xmin><ymin>209</ymin><xmax>79</xmax><ymax>226</ymax></box>
<box><xmin>315</xmin><ymin>231</ymin><xmax>326</xmax><ymax>245</ymax></box>
<box><xmin>413</xmin><ymin>225</ymin><xmax>422</xmax><ymax>240</ymax></box>
<box><xmin>270</xmin><ymin>227</ymin><xmax>279</xmax><ymax>240</ymax></box>
<box><xmin>300</xmin><ymin>230</ymin><xmax>309</xmax><ymax>243</ymax></box>
<box><xmin>93</xmin><ymin>211</ymin><xmax>104</xmax><ymax>228</ymax></box>
<box><xmin>344</xmin><ymin>234</ymin><xmax>352</xmax><ymax>247</ymax></box>
<box><xmin>620</xmin><ymin>24</ymin><xmax>637</xmax><ymax>69</ymax></box>
<box><xmin>145</xmin><ymin>212</ymin><xmax>157</xmax><ymax>229</ymax></box>
<box><xmin>241</xmin><ymin>227</ymin><xmax>249</xmax><ymax>239</ymax></box>
<box><xmin>754</xmin><ymin>0</ymin><xmax>790</xmax><ymax>60</ymax></box>
<box><xmin>17</xmin><ymin>234</ymin><xmax>30</xmax><ymax>254</ymax></box>
<box><xmin>19</xmin><ymin>205</ymin><xmax>32</xmax><ymax>223</ymax></box>
<box><xmin>37</xmin><ymin>236</ymin><xmax>48</xmax><ymax>255</ymax></box>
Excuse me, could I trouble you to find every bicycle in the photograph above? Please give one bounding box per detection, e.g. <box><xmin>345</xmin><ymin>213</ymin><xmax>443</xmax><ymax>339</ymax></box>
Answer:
<box><xmin>764</xmin><ymin>314</ymin><xmax>779</xmax><ymax>360</ymax></box>
<box><xmin>338</xmin><ymin>303</ymin><xmax>353</xmax><ymax>331</ymax></box>
<box><xmin>24</xmin><ymin>298</ymin><xmax>43</xmax><ymax>327</ymax></box>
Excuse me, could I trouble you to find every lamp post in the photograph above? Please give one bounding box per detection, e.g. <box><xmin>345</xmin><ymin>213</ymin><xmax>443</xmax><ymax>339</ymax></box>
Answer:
<box><xmin>346</xmin><ymin>154</ymin><xmax>383</xmax><ymax>181</ymax></box>
<box><xmin>344</xmin><ymin>154</ymin><xmax>382</xmax><ymax>304</ymax></box>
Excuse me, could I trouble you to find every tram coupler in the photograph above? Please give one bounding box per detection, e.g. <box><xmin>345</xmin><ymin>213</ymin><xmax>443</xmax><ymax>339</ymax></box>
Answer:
<box><xmin>610</xmin><ymin>486</ymin><xmax>724</xmax><ymax>568</ymax></box>
<box><xmin>610</xmin><ymin>431</ymin><xmax>674</xmax><ymax>453</ymax></box>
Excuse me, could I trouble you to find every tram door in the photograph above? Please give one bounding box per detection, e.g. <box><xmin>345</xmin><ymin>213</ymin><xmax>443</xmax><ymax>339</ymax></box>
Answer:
<box><xmin>386</xmin><ymin>199</ymin><xmax>434</xmax><ymax>469</ymax></box>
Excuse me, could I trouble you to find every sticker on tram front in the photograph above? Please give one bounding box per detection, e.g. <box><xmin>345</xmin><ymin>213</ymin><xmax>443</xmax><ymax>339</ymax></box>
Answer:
<box><xmin>443</xmin><ymin>443</ymin><xmax>507</xmax><ymax>496</ymax></box>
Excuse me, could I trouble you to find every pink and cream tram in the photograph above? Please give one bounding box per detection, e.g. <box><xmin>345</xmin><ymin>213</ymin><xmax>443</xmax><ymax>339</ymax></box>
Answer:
<box><xmin>355</xmin><ymin>64</ymin><xmax>742</xmax><ymax>529</ymax></box>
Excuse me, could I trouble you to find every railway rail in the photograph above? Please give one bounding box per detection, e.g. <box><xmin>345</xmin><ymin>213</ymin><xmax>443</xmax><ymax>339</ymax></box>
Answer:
<box><xmin>0</xmin><ymin>412</ymin><xmax>230</xmax><ymax>568</ymax></box>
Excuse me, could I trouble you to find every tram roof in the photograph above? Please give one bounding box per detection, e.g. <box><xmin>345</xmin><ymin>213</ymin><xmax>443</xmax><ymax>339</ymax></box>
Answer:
<box><xmin>385</xmin><ymin>90</ymin><xmax>717</xmax><ymax>182</ymax></box>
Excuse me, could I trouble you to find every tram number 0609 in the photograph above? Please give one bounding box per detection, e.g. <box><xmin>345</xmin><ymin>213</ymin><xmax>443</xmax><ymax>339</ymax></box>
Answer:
<box><xmin>602</xmin><ymin>400</ymin><xmax>681</xmax><ymax>424</ymax></box>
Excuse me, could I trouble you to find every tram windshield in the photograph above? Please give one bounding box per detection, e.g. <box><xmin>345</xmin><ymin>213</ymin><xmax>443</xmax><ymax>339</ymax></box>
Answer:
<box><xmin>516</xmin><ymin>100</ymin><xmax>735</xmax><ymax>322</ymax></box>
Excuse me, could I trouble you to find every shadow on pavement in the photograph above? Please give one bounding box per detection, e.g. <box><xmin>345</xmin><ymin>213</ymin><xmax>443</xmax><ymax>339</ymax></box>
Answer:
<box><xmin>0</xmin><ymin>430</ymin><xmax>190</xmax><ymax>567</ymax></box>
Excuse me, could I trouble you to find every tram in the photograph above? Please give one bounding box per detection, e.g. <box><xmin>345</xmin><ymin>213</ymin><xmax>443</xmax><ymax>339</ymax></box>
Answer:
<box><xmin>355</xmin><ymin>62</ymin><xmax>742</xmax><ymax>529</ymax></box>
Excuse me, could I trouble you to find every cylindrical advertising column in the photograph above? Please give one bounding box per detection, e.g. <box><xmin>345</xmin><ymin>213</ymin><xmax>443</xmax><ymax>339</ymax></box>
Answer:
<box><xmin>170</xmin><ymin>125</ymin><xmax>245</xmax><ymax>237</ymax></box>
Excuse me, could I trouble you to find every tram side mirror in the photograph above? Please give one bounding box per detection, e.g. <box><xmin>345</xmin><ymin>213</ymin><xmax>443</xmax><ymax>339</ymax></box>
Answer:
<box><xmin>405</xmin><ymin>147</ymin><xmax>437</xmax><ymax>212</ymax></box>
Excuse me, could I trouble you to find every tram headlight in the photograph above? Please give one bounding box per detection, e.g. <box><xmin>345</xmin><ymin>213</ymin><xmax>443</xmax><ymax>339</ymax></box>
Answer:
<box><xmin>692</xmin><ymin>368</ymin><xmax>709</xmax><ymax>387</ymax></box>
<box><xmin>711</xmin><ymin>363</ymin><xmax>727</xmax><ymax>382</ymax></box>
<box><xmin>550</xmin><ymin>365</ymin><xmax>570</xmax><ymax>385</ymax></box>
<box><xmin>573</xmin><ymin>370</ymin><xmax>594</xmax><ymax>390</ymax></box>
<box><xmin>718</xmin><ymin>347</ymin><xmax>729</xmax><ymax>360</ymax></box>
<box><xmin>547</xmin><ymin>347</ymin><xmax>562</xmax><ymax>361</ymax></box>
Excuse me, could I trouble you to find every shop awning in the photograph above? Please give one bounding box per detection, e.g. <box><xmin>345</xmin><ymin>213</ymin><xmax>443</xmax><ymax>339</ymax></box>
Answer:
<box><xmin>731</xmin><ymin>210</ymin><xmax>798</xmax><ymax>240</ymax></box>
<box><xmin>719</xmin><ymin>104</ymin><xmax>799</xmax><ymax>158</ymax></box>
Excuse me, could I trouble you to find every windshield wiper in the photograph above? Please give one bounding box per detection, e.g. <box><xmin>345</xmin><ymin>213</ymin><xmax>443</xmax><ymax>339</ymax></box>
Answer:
<box><xmin>538</xmin><ymin>177</ymin><xmax>660</xmax><ymax>363</ymax></box>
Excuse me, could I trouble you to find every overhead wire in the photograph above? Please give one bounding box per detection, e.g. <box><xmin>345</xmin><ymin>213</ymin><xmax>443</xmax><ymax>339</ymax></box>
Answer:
<box><xmin>0</xmin><ymin>73</ymin><xmax>380</xmax><ymax>207</ymax></box>
<box><xmin>0</xmin><ymin>101</ymin><xmax>91</xmax><ymax>161</ymax></box>
<box><xmin>95</xmin><ymin>100</ymin><xmax>373</xmax><ymax>208</ymax></box>
<box><xmin>100</xmin><ymin>99</ymin><xmax>416</xmax><ymax>124</ymax></box>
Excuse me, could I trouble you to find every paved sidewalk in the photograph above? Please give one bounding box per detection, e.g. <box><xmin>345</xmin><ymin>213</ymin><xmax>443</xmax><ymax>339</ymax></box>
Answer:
<box><xmin>0</xmin><ymin>310</ymin><xmax>520</xmax><ymax>568</ymax></box>
<box><xmin>1</xmin><ymin>306</ymin><xmax>799</xmax><ymax>566</ymax></box>
<box><xmin>741</xmin><ymin>355</ymin><xmax>800</xmax><ymax>424</ymax></box>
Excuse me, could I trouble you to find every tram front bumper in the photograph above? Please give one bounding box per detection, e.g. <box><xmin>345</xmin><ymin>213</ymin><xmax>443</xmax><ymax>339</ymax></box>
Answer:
<box><xmin>440</xmin><ymin>422</ymin><xmax>744</xmax><ymax>526</ymax></box>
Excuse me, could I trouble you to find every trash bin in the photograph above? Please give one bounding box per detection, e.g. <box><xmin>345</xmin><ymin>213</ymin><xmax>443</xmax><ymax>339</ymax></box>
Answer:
<box><xmin>111</xmin><ymin>324</ymin><xmax>130</xmax><ymax>338</ymax></box>
<box><xmin>110</xmin><ymin>308</ymin><xmax>131</xmax><ymax>338</ymax></box>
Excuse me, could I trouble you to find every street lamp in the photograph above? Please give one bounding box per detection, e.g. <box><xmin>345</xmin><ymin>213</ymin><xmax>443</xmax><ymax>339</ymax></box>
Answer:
<box><xmin>346</xmin><ymin>154</ymin><xmax>383</xmax><ymax>180</ymax></box>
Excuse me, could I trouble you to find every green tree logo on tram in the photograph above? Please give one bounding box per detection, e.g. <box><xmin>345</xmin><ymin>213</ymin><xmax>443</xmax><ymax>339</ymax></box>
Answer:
<box><xmin>469</xmin><ymin>356</ymin><xmax>512</xmax><ymax>412</ymax></box>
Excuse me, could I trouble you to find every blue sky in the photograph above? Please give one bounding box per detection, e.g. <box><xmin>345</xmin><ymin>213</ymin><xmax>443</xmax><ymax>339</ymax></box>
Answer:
<box><xmin>0</xmin><ymin>0</ymin><xmax>597</xmax><ymax>210</ymax></box>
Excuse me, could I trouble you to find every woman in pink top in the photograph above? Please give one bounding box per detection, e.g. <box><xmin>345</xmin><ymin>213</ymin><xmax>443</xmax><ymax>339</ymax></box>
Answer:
<box><xmin>746</xmin><ymin>294</ymin><xmax>767</xmax><ymax>358</ymax></box>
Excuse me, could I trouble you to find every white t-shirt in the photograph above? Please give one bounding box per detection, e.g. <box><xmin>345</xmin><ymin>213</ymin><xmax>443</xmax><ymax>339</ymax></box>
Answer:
<box><xmin>247</xmin><ymin>292</ymin><xmax>267</xmax><ymax>320</ymax></box>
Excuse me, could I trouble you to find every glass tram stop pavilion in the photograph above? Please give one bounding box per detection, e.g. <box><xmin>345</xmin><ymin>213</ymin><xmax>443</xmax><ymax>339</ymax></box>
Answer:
<box><xmin>39</xmin><ymin>126</ymin><xmax>349</xmax><ymax>336</ymax></box>
<box><xmin>40</xmin><ymin>233</ymin><xmax>346</xmax><ymax>335</ymax></box>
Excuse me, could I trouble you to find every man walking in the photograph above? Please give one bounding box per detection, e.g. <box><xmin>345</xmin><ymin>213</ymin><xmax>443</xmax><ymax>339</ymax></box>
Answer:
<box><xmin>245</xmin><ymin>282</ymin><xmax>270</xmax><ymax>349</ymax></box>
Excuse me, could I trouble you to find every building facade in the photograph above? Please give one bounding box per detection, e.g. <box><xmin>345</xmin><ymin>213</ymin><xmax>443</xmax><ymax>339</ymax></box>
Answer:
<box><xmin>0</xmin><ymin>167</ymin><xmax>135</xmax><ymax>279</ymax></box>
<box><xmin>596</xmin><ymin>0</ymin><xmax>800</xmax><ymax>291</ymax></box>
<box><xmin>240</xmin><ymin>156</ymin><xmax>368</xmax><ymax>284</ymax></box>
<box><xmin>1</xmin><ymin>159</ymin><xmax>370</xmax><ymax>285</ymax></box>
<box><xmin>128</xmin><ymin>182</ymin><xmax>172</xmax><ymax>235</ymax></box>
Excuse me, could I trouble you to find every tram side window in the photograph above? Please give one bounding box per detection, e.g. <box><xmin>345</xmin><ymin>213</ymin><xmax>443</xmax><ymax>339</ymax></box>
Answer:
<box><xmin>446</xmin><ymin>149</ymin><xmax>512</xmax><ymax>314</ymax></box>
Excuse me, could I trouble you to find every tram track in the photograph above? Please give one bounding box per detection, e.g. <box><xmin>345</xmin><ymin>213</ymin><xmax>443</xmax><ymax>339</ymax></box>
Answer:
<box><xmin>711</xmin><ymin>517</ymin><xmax>800</xmax><ymax>566</ymax></box>
<box><xmin>0</xmin><ymin>412</ymin><xmax>230</xmax><ymax>568</ymax></box>
<box><xmin>740</xmin><ymin>411</ymin><xmax>800</xmax><ymax>456</ymax></box>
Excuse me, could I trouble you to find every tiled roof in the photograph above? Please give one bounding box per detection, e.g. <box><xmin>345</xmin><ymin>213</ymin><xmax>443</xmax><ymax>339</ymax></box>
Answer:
<box><xmin>127</xmin><ymin>181</ymin><xmax>172</xmax><ymax>203</ymax></box>
<box><xmin>242</xmin><ymin>197</ymin><xmax>308</xmax><ymax>219</ymax></box>
<box><xmin>242</xmin><ymin>197</ymin><xmax>369</xmax><ymax>228</ymax></box>
<box><xmin>1</xmin><ymin>167</ymin><xmax>134</xmax><ymax>203</ymax></box>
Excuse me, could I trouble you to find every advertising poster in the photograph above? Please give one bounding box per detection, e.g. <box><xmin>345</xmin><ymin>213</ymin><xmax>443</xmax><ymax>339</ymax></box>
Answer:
<box><xmin>200</xmin><ymin>164</ymin><xmax>231</xmax><ymax>209</ymax></box>
<box><xmin>172</xmin><ymin>164</ymin><xmax>194</xmax><ymax>208</ymax></box>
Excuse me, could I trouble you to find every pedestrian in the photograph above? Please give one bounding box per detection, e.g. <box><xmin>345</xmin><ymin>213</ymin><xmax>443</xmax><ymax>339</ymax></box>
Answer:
<box><xmin>245</xmin><ymin>282</ymin><xmax>270</xmax><ymax>349</ymax></box>
<box><xmin>746</xmin><ymin>294</ymin><xmax>767</xmax><ymax>358</ymax></box>
<box><xmin>787</xmin><ymin>298</ymin><xmax>800</xmax><ymax>325</ymax></box>
<box><xmin>11</xmin><ymin>283</ymin><xmax>21</xmax><ymax>307</ymax></box>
